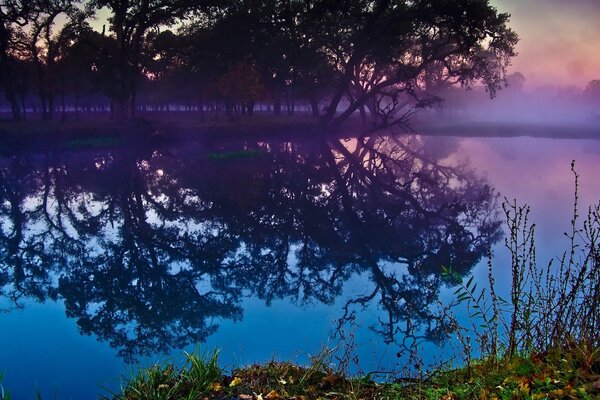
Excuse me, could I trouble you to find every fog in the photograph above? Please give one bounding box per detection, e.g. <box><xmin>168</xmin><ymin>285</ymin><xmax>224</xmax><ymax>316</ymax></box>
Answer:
<box><xmin>418</xmin><ymin>77</ymin><xmax>600</xmax><ymax>132</ymax></box>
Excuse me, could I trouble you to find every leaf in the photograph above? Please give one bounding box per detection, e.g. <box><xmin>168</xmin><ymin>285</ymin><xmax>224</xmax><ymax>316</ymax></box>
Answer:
<box><xmin>265</xmin><ymin>390</ymin><xmax>281</xmax><ymax>400</ymax></box>
<box><xmin>466</xmin><ymin>276</ymin><xmax>474</xmax><ymax>289</ymax></box>
<box><xmin>458</xmin><ymin>293</ymin><xmax>470</xmax><ymax>302</ymax></box>
<box><xmin>230</xmin><ymin>376</ymin><xmax>242</xmax><ymax>387</ymax></box>
<box><xmin>321</xmin><ymin>372</ymin><xmax>341</xmax><ymax>387</ymax></box>
<box><xmin>518</xmin><ymin>377</ymin><xmax>531</xmax><ymax>394</ymax></box>
<box><xmin>477</xmin><ymin>289</ymin><xmax>485</xmax><ymax>302</ymax></box>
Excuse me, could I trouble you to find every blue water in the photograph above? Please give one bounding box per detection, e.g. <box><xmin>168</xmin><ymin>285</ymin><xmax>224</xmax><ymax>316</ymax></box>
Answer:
<box><xmin>1</xmin><ymin>133</ymin><xmax>599</xmax><ymax>399</ymax></box>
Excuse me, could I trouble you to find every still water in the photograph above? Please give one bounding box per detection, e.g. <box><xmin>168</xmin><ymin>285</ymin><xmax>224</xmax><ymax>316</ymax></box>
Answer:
<box><xmin>1</xmin><ymin>132</ymin><xmax>599</xmax><ymax>399</ymax></box>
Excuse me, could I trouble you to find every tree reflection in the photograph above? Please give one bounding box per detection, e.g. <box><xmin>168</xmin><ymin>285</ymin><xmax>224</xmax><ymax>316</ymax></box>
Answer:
<box><xmin>0</xmin><ymin>134</ymin><xmax>501</xmax><ymax>359</ymax></box>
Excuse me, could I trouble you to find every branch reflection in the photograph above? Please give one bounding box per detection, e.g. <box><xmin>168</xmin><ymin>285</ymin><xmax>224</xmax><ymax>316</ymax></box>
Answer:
<box><xmin>0</xmin><ymin>134</ymin><xmax>501</xmax><ymax>360</ymax></box>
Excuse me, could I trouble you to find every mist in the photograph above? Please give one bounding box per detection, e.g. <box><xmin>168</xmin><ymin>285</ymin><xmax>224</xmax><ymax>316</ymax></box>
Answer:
<box><xmin>417</xmin><ymin>75</ymin><xmax>600</xmax><ymax>135</ymax></box>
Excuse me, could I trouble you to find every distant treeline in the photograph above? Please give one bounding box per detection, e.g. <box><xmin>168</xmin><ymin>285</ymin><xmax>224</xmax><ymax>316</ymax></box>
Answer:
<box><xmin>0</xmin><ymin>0</ymin><xmax>522</xmax><ymax>127</ymax></box>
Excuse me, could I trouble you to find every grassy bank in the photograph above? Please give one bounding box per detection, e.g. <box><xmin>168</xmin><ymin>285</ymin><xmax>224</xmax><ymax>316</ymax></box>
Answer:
<box><xmin>0</xmin><ymin>112</ymin><xmax>318</xmax><ymax>137</ymax></box>
<box><xmin>0</xmin><ymin>112</ymin><xmax>323</xmax><ymax>151</ymax></box>
<box><xmin>2</xmin><ymin>345</ymin><xmax>599</xmax><ymax>400</ymax></box>
<box><xmin>107</xmin><ymin>345</ymin><xmax>600</xmax><ymax>400</ymax></box>
<box><xmin>3</xmin><ymin>113</ymin><xmax>599</xmax><ymax>155</ymax></box>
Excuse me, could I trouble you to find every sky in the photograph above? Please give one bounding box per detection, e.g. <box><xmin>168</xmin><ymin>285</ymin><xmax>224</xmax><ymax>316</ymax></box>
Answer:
<box><xmin>491</xmin><ymin>0</ymin><xmax>600</xmax><ymax>89</ymax></box>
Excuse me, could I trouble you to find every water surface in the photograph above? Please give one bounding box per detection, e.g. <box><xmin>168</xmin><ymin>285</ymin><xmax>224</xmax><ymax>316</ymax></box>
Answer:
<box><xmin>1</xmin><ymin>132</ymin><xmax>599</xmax><ymax>399</ymax></box>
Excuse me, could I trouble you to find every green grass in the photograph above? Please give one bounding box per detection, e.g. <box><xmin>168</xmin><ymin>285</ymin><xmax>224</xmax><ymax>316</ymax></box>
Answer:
<box><xmin>112</xmin><ymin>349</ymin><xmax>222</xmax><ymax>400</ymax></box>
<box><xmin>0</xmin><ymin>371</ymin><xmax>11</xmax><ymax>400</ymax></box>
<box><xmin>108</xmin><ymin>344</ymin><xmax>600</xmax><ymax>400</ymax></box>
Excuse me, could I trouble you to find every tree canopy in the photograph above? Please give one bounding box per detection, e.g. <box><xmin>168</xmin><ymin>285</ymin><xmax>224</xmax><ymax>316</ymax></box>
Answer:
<box><xmin>1</xmin><ymin>0</ymin><xmax>519</xmax><ymax>128</ymax></box>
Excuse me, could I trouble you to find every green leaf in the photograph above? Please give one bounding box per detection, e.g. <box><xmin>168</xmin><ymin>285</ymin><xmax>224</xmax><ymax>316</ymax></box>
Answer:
<box><xmin>477</xmin><ymin>288</ymin><xmax>486</xmax><ymax>302</ymax></box>
<box><xmin>458</xmin><ymin>293</ymin><xmax>470</xmax><ymax>302</ymax></box>
<box><xmin>466</xmin><ymin>276</ymin><xmax>474</xmax><ymax>289</ymax></box>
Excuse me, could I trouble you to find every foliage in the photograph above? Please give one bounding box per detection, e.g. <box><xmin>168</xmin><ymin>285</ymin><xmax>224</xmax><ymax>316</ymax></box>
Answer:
<box><xmin>0</xmin><ymin>370</ymin><xmax>10</xmax><ymax>400</ymax></box>
<box><xmin>445</xmin><ymin>162</ymin><xmax>600</xmax><ymax>363</ymax></box>
<box><xmin>114</xmin><ymin>349</ymin><xmax>222</xmax><ymax>400</ymax></box>
<box><xmin>216</xmin><ymin>61</ymin><xmax>265</xmax><ymax>115</ymax></box>
<box><xmin>583</xmin><ymin>80</ymin><xmax>600</xmax><ymax>101</ymax></box>
<box><xmin>111</xmin><ymin>344</ymin><xmax>600</xmax><ymax>400</ymax></box>
<box><xmin>2</xmin><ymin>0</ymin><xmax>519</xmax><ymax>124</ymax></box>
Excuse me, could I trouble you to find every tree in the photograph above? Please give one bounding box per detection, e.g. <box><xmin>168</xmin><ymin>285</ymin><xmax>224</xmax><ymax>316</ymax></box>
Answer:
<box><xmin>0</xmin><ymin>0</ymin><xmax>32</xmax><ymax>120</ymax></box>
<box><xmin>13</xmin><ymin>0</ymin><xmax>86</xmax><ymax>120</ymax></box>
<box><xmin>301</xmin><ymin>0</ymin><xmax>518</xmax><ymax>129</ymax></box>
<box><xmin>55</xmin><ymin>24</ymin><xmax>102</xmax><ymax>119</ymax></box>
<box><xmin>507</xmin><ymin>72</ymin><xmax>526</xmax><ymax>92</ymax></box>
<box><xmin>88</xmin><ymin>0</ymin><xmax>218</xmax><ymax>119</ymax></box>
<box><xmin>216</xmin><ymin>61</ymin><xmax>265</xmax><ymax>117</ymax></box>
<box><xmin>584</xmin><ymin>80</ymin><xmax>600</xmax><ymax>101</ymax></box>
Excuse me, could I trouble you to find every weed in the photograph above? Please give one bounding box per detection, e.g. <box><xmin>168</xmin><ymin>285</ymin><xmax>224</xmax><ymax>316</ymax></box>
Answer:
<box><xmin>0</xmin><ymin>371</ymin><xmax>10</xmax><ymax>400</ymax></box>
<box><xmin>112</xmin><ymin>348</ymin><xmax>222</xmax><ymax>400</ymax></box>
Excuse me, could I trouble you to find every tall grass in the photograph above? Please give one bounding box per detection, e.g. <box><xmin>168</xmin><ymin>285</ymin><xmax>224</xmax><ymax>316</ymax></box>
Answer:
<box><xmin>0</xmin><ymin>371</ymin><xmax>10</xmax><ymax>400</ymax></box>
<box><xmin>111</xmin><ymin>349</ymin><xmax>221</xmax><ymax>400</ymax></box>
<box><xmin>449</xmin><ymin>161</ymin><xmax>600</xmax><ymax>363</ymax></box>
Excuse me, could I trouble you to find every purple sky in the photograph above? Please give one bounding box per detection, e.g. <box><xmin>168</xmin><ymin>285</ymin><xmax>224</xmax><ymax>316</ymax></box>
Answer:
<box><xmin>492</xmin><ymin>0</ymin><xmax>600</xmax><ymax>89</ymax></box>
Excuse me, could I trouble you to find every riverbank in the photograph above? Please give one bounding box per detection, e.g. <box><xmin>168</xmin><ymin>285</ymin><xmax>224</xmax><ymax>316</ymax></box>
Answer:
<box><xmin>0</xmin><ymin>112</ymin><xmax>327</xmax><ymax>154</ymax></box>
<box><xmin>2</xmin><ymin>112</ymin><xmax>599</xmax><ymax>154</ymax></box>
<box><xmin>3</xmin><ymin>346</ymin><xmax>597</xmax><ymax>399</ymax></box>
<box><xmin>107</xmin><ymin>344</ymin><xmax>600</xmax><ymax>399</ymax></box>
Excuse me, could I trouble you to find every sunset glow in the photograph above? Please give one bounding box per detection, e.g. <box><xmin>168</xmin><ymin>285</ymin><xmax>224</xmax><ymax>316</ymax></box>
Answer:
<box><xmin>492</xmin><ymin>0</ymin><xmax>600</xmax><ymax>88</ymax></box>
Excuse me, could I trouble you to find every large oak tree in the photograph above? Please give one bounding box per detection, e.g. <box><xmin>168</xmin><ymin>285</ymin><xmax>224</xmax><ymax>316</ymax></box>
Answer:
<box><xmin>303</xmin><ymin>0</ymin><xmax>518</xmax><ymax>128</ymax></box>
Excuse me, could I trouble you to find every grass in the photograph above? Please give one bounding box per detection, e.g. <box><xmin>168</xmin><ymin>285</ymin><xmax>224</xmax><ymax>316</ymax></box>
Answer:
<box><xmin>109</xmin><ymin>344</ymin><xmax>600</xmax><ymax>400</ymax></box>
<box><xmin>0</xmin><ymin>371</ymin><xmax>10</xmax><ymax>400</ymax></box>
<box><xmin>110</xmin><ymin>349</ymin><xmax>222</xmax><ymax>400</ymax></box>
<box><xmin>0</xmin><ymin>111</ymin><xmax>321</xmax><ymax>140</ymax></box>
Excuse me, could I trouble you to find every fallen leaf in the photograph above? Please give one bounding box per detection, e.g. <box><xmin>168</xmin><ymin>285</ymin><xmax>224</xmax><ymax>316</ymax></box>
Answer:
<box><xmin>518</xmin><ymin>377</ymin><xmax>531</xmax><ymax>395</ymax></box>
<box><xmin>230</xmin><ymin>376</ymin><xmax>243</xmax><ymax>387</ymax></box>
<box><xmin>321</xmin><ymin>372</ymin><xmax>341</xmax><ymax>387</ymax></box>
<box><xmin>440</xmin><ymin>393</ymin><xmax>457</xmax><ymax>400</ymax></box>
<box><xmin>265</xmin><ymin>389</ymin><xmax>281</xmax><ymax>399</ymax></box>
<box><xmin>211</xmin><ymin>382</ymin><xmax>222</xmax><ymax>391</ymax></box>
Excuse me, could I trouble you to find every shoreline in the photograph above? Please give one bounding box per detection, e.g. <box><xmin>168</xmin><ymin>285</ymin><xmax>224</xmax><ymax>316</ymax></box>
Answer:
<box><xmin>1</xmin><ymin>113</ymin><xmax>599</xmax><ymax>154</ymax></box>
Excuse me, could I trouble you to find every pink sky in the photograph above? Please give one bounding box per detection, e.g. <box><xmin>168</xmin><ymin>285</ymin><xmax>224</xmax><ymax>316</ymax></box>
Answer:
<box><xmin>492</xmin><ymin>0</ymin><xmax>600</xmax><ymax>89</ymax></box>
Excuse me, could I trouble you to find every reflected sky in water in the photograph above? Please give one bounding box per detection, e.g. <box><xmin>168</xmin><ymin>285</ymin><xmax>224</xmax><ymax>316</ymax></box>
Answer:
<box><xmin>0</xmin><ymin>133</ymin><xmax>598</xmax><ymax>398</ymax></box>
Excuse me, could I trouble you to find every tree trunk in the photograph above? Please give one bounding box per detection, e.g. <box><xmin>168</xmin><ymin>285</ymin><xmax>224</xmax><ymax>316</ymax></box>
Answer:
<box><xmin>6</xmin><ymin>90</ymin><xmax>21</xmax><ymax>121</ymax></box>
<box><xmin>20</xmin><ymin>93</ymin><xmax>26</xmax><ymax>120</ymax></box>
<box><xmin>273</xmin><ymin>88</ymin><xmax>281</xmax><ymax>115</ymax></box>
<box><xmin>309</xmin><ymin>95</ymin><xmax>319</xmax><ymax>118</ymax></box>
